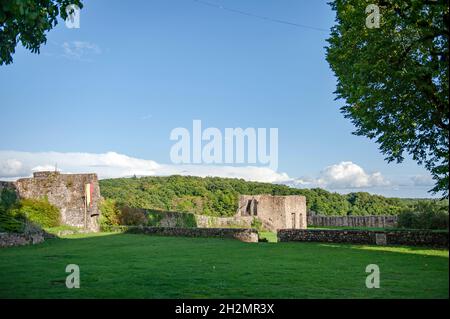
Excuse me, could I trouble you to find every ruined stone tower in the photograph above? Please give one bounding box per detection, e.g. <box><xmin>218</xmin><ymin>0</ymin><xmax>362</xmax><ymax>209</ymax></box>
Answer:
<box><xmin>13</xmin><ymin>172</ymin><xmax>101</xmax><ymax>232</ymax></box>
<box><xmin>238</xmin><ymin>195</ymin><xmax>307</xmax><ymax>232</ymax></box>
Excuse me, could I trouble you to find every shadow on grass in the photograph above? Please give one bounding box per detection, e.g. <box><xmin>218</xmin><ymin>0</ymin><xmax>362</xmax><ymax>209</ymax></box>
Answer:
<box><xmin>50</xmin><ymin>231</ymin><xmax>449</xmax><ymax>258</ymax></box>
<box><xmin>1</xmin><ymin>232</ymin><xmax>448</xmax><ymax>299</ymax></box>
<box><xmin>315</xmin><ymin>242</ymin><xmax>449</xmax><ymax>258</ymax></box>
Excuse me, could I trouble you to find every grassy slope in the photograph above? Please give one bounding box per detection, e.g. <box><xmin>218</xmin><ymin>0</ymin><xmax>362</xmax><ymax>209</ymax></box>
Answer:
<box><xmin>0</xmin><ymin>233</ymin><xmax>448</xmax><ymax>299</ymax></box>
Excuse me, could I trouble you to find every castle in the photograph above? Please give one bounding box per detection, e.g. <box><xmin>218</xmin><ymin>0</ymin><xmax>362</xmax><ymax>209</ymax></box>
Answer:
<box><xmin>1</xmin><ymin>172</ymin><xmax>307</xmax><ymax>233</ymax></box>
<box><xmin>237</xmin><ymin>195</ymin><xmax>307</xmax><ymax>231</ymax></box>
<box><xmin>2</xmin><ymin>171</ymin><xmax>101</xmax><ymax>232</ymax></box>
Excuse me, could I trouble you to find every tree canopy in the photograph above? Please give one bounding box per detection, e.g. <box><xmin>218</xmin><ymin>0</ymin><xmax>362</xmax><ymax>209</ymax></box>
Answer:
<box><xmin>0</xmin><ymin>0</ymin><xmax>83</xmax><ymax>65</ymax></box>
<box><xmin>99</xmin><ymin>175</ymin><xmax>443</xmax><ymax>217</ymax></box>
<box><xmin>326</xmin><ymin>0</ymin><xmax>449</xmax><ymax>197</ymax></box>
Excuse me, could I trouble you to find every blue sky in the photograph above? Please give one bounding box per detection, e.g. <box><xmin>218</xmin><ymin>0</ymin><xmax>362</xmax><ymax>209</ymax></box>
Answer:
<box><xmin>0</xmin><ymin>0</ymin><xmax>435</xmax><ymax>198</ymax></box>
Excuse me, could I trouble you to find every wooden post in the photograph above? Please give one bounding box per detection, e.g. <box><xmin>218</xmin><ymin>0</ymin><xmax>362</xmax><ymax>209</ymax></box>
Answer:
<box><xmin>84</xmin><ymin>194</ymin><xmax>87</xmax><ymax>230</ymax></box>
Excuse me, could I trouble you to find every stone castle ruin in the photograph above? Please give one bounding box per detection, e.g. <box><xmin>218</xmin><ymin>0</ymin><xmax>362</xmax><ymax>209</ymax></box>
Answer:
<box><xmin>5</xmin><ymin>172</ymin><xmax>101</xmax><ymax>232</ymax></box>
<box><xmin>237</xmin><ymin>195</ymin><xmax>307</xmax><ymax>231</ymax></box>
<box><xmin>2</xmin><ymin>172</ymin><xmax>307</xmax><ymax>234</ymax></box>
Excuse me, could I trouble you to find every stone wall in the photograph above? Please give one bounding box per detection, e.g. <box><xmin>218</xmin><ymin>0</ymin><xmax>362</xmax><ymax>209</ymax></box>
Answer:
<box><xmin>145</xmin><ymin>210</ymin><xmax>255</xmax><ymax>229</ymax></box>
<box><xmin>14</xmin><ymin>172</ymin><xmax>101</xmax><ymax>232</ymax></box>
<box><xmin>385</xmin><ymin>231</ymin><xmax>449</xmax><ymax>247</ymax></box>
<box><xmin>118</xmin><ymin>195</ymin><xmax>308</xmax><ymax>232</ymax></box>
<box><xmin>238</xmin><ymin>195</ymin><xmax>307</xmax><ymax>231</ymax></box>
<box><xmin>0</xmin><ymin>231</ymin><xmax>45</xmax><ymax>248</ymax></box>
<box><xmin>278</xmin><ymin>229</ymin><xmax>449</xmax><ymax>248</ymax></box>
<box><xmin>308</xmin><ymin>215</ymin><xmax>398</xmax><ymax>228</ymax></box>
<box><xmin>195</xmin><ymin>215</ymin><xmax>254</xmax><ymax>229</ymax></box>
<box><xmin>108</xmin><ymin>226</ymin><xmax>259</xmax><ymax>243</ymax></box>
<box><xmin>147</xmin><ymin>210</ymin><xmax>197</xmax><ymax>228</ymax></box>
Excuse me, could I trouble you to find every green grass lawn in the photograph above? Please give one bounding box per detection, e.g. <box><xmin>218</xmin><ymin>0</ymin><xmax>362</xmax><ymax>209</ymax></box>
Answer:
<box><xmin>0</xmin><ymin>233</ymin><xmax>448</xmax><ymax>299</ymax></box>
<box><xmin>259</xmin><ymin>231</ymin><xmax>278</xmax><ymax>243</ymax></box>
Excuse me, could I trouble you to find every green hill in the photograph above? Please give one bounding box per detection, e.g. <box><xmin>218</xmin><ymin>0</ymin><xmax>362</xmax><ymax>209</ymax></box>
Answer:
<box><xmin>99</xmin><ymin>175</ymin><xmax>443</xmax><ymax>217</ymax></box>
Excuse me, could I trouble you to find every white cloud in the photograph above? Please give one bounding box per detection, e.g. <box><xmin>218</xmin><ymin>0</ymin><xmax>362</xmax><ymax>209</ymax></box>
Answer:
<box><xmin>62</xmin><ymin>41</ymin><xmax>101</xmax><ymax>61</ymax></box>
<box><xmin>1</xmin><ymin>151</ymin><xmax>436</xmax><ymax>197</ymax></box>
<box><xmin>0</xmin><ymin>152</ymin><xmax>395</xmax><ymax>194</ymax></box>
<box><xmin>158</xmin><ymin>164</ymin><xmax>290</xmax><ymax>183</ymax></box>
<box><xmin>288</xmin><ymin>161</ymin><xmax>390</xmax><ymax>190</ymax></box>
<box><xmin>0</xmin><ymin>151</ymin><xmax>288</xmax><ymax>183</ymax></box>
<box><xmin>411</xmin><ymin>174</ymin><xmax>434</xmax><ymax>187</ymax></box>
<box><xmin>0</xmin><ymin>159</ymin><xmax>24</xmax><ymax>177</ymax></box>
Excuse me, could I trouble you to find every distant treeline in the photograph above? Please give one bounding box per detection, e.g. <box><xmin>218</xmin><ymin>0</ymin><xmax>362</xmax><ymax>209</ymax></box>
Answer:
<box><xmin>99</xmin><ymin>176</ymin><xmax>448</xmax><ymax>217</ymax></box>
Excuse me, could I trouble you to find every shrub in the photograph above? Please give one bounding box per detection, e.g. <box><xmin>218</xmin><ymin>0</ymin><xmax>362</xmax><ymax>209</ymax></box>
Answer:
<box><xmin>0</xmin><ymin>188</ymin><xmax>18</xmax><ymax>211</ymax></box>
<box><xmin>251</xmin><ymin>218</ymin><xmax>263</xmax><ymax>231</ymax></box>
<box><xmin>99</xmin><ymin>199</ymin><xmax>121</xmax><ymax>228</ymax></box>
<box><xmin>397</xmin><ymin>211</ymin><xmax>416</xmax><ymax>229</ymax></box>
<box><xmin>175</xmin><ymin>213</ymin><xmax>197</xmax><ymax>228</ymax></box>
<box><xmin>147</xmin><ymin>211</ymin><xmax>163</xmax><ymax>227</ymax></box>
<box><xmin>0</xmin><ymin>189</ymin><xmax>24</xmax><ymax>233</ymax></box>
<box><xmin>10</xmin><ymin>198</ymin><xmax>61</xmax><ymax>228</ymax></box>
<box><xmin>100</xmin><ymin>200</ymin><xmax>151</xmax><ymax>228</ymax></box>
<box><xmin>0</xmin><ymin>209</ymin><xmax>25</xmax><ymax>233</ymax></box>
<box><xmin>398</xmin><ymin>201</ymin><xmax>449</xmax><ymax>230</ymax></box>
<box><xmin>147</xmin><ymin>210</ymin><xmax>198</xmax><ymax>228</ymax></box>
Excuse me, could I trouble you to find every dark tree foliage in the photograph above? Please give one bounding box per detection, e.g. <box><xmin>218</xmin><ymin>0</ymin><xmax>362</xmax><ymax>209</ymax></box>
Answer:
<box><xmin>397</xmin><ymin>200</ymin><xmax>449</xmax><ymax>229</ymax></box>
<box><xmin>0</xmin><ymin>188</ymin><xmax>23</xmax><ymax>232</ymax></box>
<box><xmin>0</xmin><ymin>0</ymin><xmax>83</xmax><ymax>65</ymax></box>
<box><xmin>326</xmin><ymin>0</ymin><xmax>449</xmax><ymax>197</ymax></box>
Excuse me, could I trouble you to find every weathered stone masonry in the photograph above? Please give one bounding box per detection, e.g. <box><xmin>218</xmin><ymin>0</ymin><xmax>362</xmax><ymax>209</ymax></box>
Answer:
<box><xmin>0</xmin><ymin>231</ymin><xmax>45</xmax><ymax>248</ymax></box>
<box><xmin>278</xmin><ymin>229</ymin><xmax>449</xmax><ymax>248</ymax></box>
<box><xmin>238</xmin><ymin>195</ymin><xmax>307</xmax><ymax>231</ymax></box>
<box><xmin>308</xmin><ymin>215</ymin><xmax>398</xmax><ymax>228</ymax></box>
<box><xmin>141</xmin><ymin>195</ymin><xmax>308</xmax><ymax>231</ymax></box>
<box><xmin>107</xmin><ymin>226</ymin><xmax>260</xmax><ymax>243</ymax></box>
<box><xmin>13</xmin><ymin>172</ymin><xmax>101</xmax><ymax>232</ymax></box>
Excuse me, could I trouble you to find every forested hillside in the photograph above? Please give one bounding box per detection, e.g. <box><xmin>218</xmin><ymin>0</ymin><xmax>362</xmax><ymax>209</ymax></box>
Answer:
<box><xmin>99</xmin><ymin>176</ymin><xmax>443</xmax><ymax>217</ymax></box>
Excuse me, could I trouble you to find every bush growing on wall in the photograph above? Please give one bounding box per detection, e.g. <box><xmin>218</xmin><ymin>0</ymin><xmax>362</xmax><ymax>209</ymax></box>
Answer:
<box><xmin>398</xmin><ymin>201</ymin><xmax>449</xmax><ymax>230</ymax></box>
<box><xmin>10</xmin><ymin>198</ymin><xmax>61</xmax><ymax>228</ymax></box>
<box><xmin>0</xmin><ymin>188</ymin><xmax>18</xmax><ymax>211</ymax></box>
<box><xmin>100</xmin><ymin>199</ymin><xmax>148</xmax><ymax>227</ymax></box>
<box><xmin>146</xmin><ymin>210</ymin><xmax>198</xmax><ymax>228</ymax></box>
<box><xmin>251</xmin><ymin>218</ymin><xmax>263</xmax><ymax>231</ymax></box>
<box><xmin>147</xmin><ymin>211</ymin><xmax>163</xmax><ymax>227</ymax></box>
<box><xmin>0</xmin><ymin>189</ymin><xmax>24</xmax><ymax>233</ymax></box>
<box><xmin>119</xmin><ymin>206</ymin><xmax>147</xmax><ymax>226</ymax></box>
<box><xmin>175</xmin><ymin>213</ymin><xmax>197</xmax><ymax>228</ymax></box>
<box><xmin>0</xmin><ymin>210</ymin><xmax>25</xmax><ymax>233</ymax></box>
